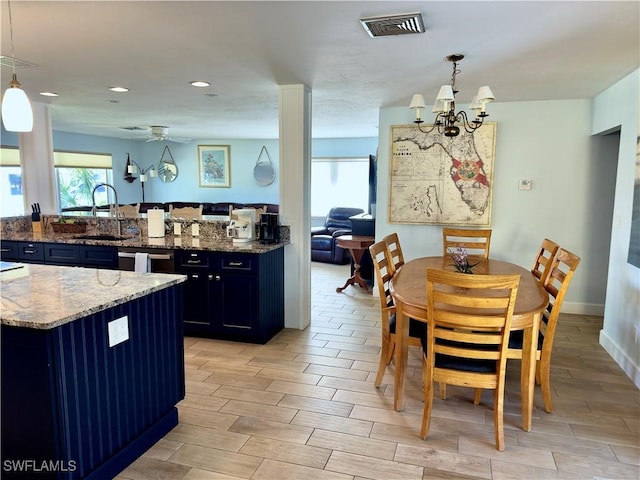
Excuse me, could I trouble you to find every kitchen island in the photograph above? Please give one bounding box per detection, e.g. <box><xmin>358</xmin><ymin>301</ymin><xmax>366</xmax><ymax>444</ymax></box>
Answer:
<box><xmin>1</xmin><ymin>263</ymin><xmax>186</xmax><ymax>479</ymax></box>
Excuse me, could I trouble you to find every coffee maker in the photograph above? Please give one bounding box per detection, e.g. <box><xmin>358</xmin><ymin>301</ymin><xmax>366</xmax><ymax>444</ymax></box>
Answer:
<box><xmin>226</xmin><ymin>209</ymin><xmax>256</xmax><ymax>243</ymax></box>
<box><xmin>259</xmin><ymin>213</ymin><xmax>280</xmax><ymax>244</ymax></box>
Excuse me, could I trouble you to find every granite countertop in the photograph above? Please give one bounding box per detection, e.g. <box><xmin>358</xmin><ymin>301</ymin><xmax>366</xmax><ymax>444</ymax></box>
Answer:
<box><xmin>0</xmin><ymin>263</ymin><xmax>187</xmax><ymax>330</ymax></box>
<box><xmin>3</xmin><ymin>231</ymin><xmax>287</xmax><ymax>253</ymax></box>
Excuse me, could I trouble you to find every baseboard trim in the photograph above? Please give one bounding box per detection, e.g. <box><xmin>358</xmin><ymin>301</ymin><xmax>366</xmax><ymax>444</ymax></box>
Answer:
<box><xmin>562</xmin><ymin>301</ymin><xmax>604</xmax><ymax>316</ymax></box>
<box><xmin>599</xmin><ymin>329</ymin><xmax>640</xmax><ymax>388</ymax></box>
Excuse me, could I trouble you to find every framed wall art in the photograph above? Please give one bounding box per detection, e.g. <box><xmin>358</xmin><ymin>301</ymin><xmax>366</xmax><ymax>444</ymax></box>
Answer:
<box><xmin>388</xmin><ymin>122</ymin><xmax>496</xmax><ymax>226</ymax></box>
<box><xmin>198</xmin><ymin>145</ymin><xmax>230</xmax><ymax>187</ymax></box>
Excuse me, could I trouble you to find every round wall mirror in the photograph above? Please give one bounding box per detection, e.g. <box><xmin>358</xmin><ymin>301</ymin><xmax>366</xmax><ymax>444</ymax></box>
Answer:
<box><xmin>158</xmin><ymin>145</ymin><xmax>179</xmax><ymax>182</ymax></box>
<box><xmin>158</xmin><ymin>162</ymin><xmax>178</xmax><ymax>182</ymax></box>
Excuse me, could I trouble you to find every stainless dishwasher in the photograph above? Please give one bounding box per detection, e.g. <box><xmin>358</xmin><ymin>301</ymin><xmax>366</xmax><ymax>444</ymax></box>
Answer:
<box><xmin>117</xmin><ymin>247</ymin><xmax>175</xmax><ymax>273</ymax></box>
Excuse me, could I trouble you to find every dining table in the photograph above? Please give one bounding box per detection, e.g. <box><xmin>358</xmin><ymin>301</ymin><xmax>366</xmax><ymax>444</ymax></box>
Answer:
<box><xmin>389</xmin><ymin>256</ymin><xmax>549</xmax><ymax>432</ymax></box>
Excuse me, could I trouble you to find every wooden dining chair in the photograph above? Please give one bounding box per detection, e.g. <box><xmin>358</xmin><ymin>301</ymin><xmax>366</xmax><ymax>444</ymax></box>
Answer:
<box><xmin>531</xmin><ymin>238</ymin><xmax>560</xmax><ymax>285</ymax></box>
<box><xmin>507</xmin><ymin>247</ymin><xmax>581</xmax><ymax>413</ymax></box>
<box><xmin>169</xmin><ymin>204</ymin><xmax>203</xmax><ymax>220</ymax></box>
<box><xmin>421</xmin><ymin>269</ymin><xmax>520</xmax><ymax>451</ymax></box>
<box><xmin>382</xmin><ymin>232</ymin><xmax>405</xmax><ymax>274</ymax></box>
<box><xmin>112</xmin><ymin>203</ymin><xmax>140</xmax><ymax>218</ymax></box>
<box><xmin>369</xmin><ymin>240</ymin><xmax>424</xmax><ymax>387</ymax></box>
<box><xmin>442</xmin><ymin>228</ymin><xmax>492</xmax><ymax>259</ymax></box>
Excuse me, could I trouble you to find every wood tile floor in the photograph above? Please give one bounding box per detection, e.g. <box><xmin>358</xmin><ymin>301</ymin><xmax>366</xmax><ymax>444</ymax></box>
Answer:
<box><xmin>117</xmin><ymin>262</ymin><xmax>639</xmax><ymax>480</ymax></box>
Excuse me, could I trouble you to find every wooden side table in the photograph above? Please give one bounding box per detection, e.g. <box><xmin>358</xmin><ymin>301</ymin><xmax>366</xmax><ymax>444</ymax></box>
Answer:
<box><xmin>335</xmin><ymin>235</ymin><xmax>375</xmax><ymax>294</ymax></box>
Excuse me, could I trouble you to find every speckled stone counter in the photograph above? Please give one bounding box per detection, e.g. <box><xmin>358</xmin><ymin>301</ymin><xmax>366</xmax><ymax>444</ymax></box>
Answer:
<box><xmin>1</xmin><ymin>215</ymin><xmax>290</xmax><ymax>253</ymax></box>
<box><xmin>0</xmin><ymin>262</ymin><xmax>186</xmax><ymax>329</ymax></box>
<box><xmin>2</xmin><ymin>230</ymin><xmax>286</xmax><ymax>253</ymax></box>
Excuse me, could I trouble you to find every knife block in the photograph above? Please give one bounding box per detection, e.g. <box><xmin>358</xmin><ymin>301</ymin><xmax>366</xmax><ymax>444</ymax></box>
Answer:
<box><xmin>32</xmin><ymin>220</ymin><xmax>43</xmax><ymax>234</ymax></box>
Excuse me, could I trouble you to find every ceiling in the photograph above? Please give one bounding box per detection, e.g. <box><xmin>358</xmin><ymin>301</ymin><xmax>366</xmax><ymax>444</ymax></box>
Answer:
<box><xmin>1</xmin><ymin>1</ymin><xmax>638</xmax><ymax>141</ymax></box>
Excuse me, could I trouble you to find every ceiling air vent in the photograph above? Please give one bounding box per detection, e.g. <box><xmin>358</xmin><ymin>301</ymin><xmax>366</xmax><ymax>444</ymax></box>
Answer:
<box><xmin>360</xmin><ymin>12</ymin><xmax>425</xmax><ymax>38</ymax></box>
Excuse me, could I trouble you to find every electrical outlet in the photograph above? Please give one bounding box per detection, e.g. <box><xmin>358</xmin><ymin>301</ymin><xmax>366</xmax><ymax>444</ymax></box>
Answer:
<box><xmin>108</xmin><ymin>316</ymin><xmax>129</xmax><ymax>347</ymax></box>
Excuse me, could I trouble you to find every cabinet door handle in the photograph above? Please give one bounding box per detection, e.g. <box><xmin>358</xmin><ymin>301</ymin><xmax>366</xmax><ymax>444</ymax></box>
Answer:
<box><xmin>0</xmin><ymin>248</ymin><xmax>10</xmax><ymax>252</ymax></box>
<box><xmin>228</xmin><ymin>261</ymin><xmax>243</xmax><ymax>267</ymax></box>
<box><xmin>24</xmin><ymin>249</ymin><xmax>36</xmax><ymax>254</ymax></box>
<box><xmin>215</xmin><ymin>275</ymin><xmax>221</xmax><ymax>281</ymax></box>
<box><xmin>208</xmin><ymin>274</ymin><xmax>213</xmax><ymax>280</ymax></box>
<box><xmin>187</xmin><ymin>259</ymin><xmax>201</xmax><ymax>264</ymax></box>
<box><xmin>191</xmin><ymin>274</ymin><xmax>199</xmax><ymax>279</ymax></box>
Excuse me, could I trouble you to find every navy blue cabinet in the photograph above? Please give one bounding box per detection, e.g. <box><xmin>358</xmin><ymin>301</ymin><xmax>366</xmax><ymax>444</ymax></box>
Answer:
<box><xmin>175</xmin><ymin>248</ymin><xmax>284</xmax><ymax>343</ymax></box>
<box><xmin>1</xmin><ymin>285</ymin><xmax>185</xmax><ymax>479</ymax></box>
<box><xmin>17</xmin><ymin>241</ymin><xmax>45</xmax><ymax>263</ymax></box>
<box><xmin>0</xmin><ymin>240</ymin><xmax>18</xmax><ymax>260</ymax></box>
<box><xmin>9</xmin><ymin>242</ymin><xmax>119</xmax><ymax>269</ymax></box>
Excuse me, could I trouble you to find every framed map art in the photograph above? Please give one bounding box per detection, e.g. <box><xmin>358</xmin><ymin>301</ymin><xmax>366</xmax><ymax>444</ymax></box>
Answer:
<box><xmin>198</xmin><ymin>145</ymin><xmax>230</xmax><ymax>188</ymax></box>
<box><xmin>389</xmin><ymin>122</ymin><xmax>496</xmax><ymax>226</ymax></box>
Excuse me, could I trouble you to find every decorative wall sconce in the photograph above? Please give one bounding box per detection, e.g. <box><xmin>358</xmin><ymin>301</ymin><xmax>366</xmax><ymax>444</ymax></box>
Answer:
<box><xmin>123</xmin><ymin>153</ymin><xmax>157</xmax><ymax>201</ymax></box>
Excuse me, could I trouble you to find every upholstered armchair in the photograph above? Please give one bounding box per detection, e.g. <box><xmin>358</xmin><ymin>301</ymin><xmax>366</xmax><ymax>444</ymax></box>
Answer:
<box><xmin>311</xmin><ymin>207</ymin><xmax>364</xmax><ymax>264</ymax></box>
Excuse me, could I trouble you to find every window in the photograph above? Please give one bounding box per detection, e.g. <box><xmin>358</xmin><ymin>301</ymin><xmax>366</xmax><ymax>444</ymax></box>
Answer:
<box><xmin>311</xmin><ymin>157</ymin><xmax>369</xmax><ymax>217</ymax></box>
<box><xmin>0</xmin><ymin>147</ymin><xmax>24</xmax><ymax>217</ymax></box>
<box><xmin>0</xmin><ymin>147</ymin><xmax>112</xmax><ymax>216</ymax></box>
<box><xmin>54</xmin><ymin>151</ymin><xmax>113</xmax><ymax>209</ymax></box>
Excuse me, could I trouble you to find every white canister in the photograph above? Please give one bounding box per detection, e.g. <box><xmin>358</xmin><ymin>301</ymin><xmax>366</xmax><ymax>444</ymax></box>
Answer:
<box><xmin>147</xmin><ymin>208</ymin><xmax>166</xmax><ymax>238</ymax></box>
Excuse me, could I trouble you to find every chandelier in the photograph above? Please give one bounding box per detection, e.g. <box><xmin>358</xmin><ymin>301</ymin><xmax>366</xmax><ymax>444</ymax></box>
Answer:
<box><xmin>409</xmin><ymin>54</ymin><xmax>494</xmax><ymax>137</ymax></box>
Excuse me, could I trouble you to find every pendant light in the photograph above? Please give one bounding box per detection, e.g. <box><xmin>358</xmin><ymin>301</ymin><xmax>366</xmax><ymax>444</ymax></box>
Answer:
<box><xmin>1</xmin><ymin>0</ymin><xmax>33</xmax><ymax>132</ymax></box>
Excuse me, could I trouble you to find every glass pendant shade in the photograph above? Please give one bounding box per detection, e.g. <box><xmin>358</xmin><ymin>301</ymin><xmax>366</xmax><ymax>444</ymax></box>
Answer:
<box><xmin>1</xmin><ymin>75</ymin><xmax>33</xmax><ymax>132</ymax></box>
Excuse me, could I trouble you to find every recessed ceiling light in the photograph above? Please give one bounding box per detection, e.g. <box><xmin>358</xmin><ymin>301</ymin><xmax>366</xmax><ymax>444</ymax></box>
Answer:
<box><xmin>109</xmin><ymin>86</ymin><xmax>129</xmax><ymax>93</ymax></box>
<box><xmin>40</xmin><ymin>92</ymin><xmax>59</xmax><ymax>97</ymax></box>
<box><xmin>190</xmin><ymin>81</ymin><xmax>210</xmax><ymax>88</ymax></box>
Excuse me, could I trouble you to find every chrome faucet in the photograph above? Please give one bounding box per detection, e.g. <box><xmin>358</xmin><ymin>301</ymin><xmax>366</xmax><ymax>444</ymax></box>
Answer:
<box><xmin>91</xmin><ymin>183</ymin><xmax>121</xmax><ymax>236</ymax></box>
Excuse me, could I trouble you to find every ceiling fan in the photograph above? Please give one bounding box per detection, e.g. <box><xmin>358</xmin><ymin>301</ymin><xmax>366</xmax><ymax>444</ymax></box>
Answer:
<box><xmin>144</xmin><ymin>125</ymin><xmax>192</xmax><ymax>144</ymax></box>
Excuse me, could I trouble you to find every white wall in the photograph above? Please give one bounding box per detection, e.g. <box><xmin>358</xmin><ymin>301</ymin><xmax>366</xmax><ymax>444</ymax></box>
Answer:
<box><xmin>377</xmin><ymin>98</ymin><xmax>614</xmax><ymax>315</ymax></box>
<box><xmin>592</xmin><ymin>69</ymin><xmax>640</xmax><ymax>387</ymax></box>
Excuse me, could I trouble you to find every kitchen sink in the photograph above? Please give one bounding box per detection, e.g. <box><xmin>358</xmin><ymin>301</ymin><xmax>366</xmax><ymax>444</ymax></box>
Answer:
<box><xmin>74</xmin><ymin>234</ymin><xmax>130</xmax><ymax>241</ymax></box>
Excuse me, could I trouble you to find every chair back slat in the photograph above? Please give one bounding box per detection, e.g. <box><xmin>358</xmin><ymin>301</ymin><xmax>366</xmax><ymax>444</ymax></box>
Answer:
<box><xmin>369</xmin><ymin>241</ymin><xmax>395</xmax><ymax>312</ymax></box>
<box><xmin>442</xmin><ymin>228</ymin><xmax>492</xmax><ymax>259</ymax></box>
<box><xmin>540</xmin><ymin>247</ymin><xmax>581</xmax><ymax>348</ymax></box>
<box><xmin>170</xmin><ymin>204</ymin><xmax>203</xmax><ymax>220</ymax></box>
<box><xmin>383</xmin><ymin>232</ymin><xmax>405</xmax><ymax>274</ymax></box>
<box><xmin>532</xmin><ymin>238</ymin><xmax>560</xmax><ymax>284</ymax></box>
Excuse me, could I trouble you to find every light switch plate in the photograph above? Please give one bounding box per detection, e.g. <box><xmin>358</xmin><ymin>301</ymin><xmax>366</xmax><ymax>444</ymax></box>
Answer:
<box><xmin>518</xmin><ymin>179</ymin><xmax>532</xmax><ymax>190</ymax></box>
<box><xmin>108</xmin><ymin>316</ymin><xmax>129</xmax><ymax>347</ymax></box>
